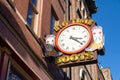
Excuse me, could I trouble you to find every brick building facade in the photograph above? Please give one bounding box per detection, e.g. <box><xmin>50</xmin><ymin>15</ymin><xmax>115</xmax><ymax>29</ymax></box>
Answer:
<box><xmin>0</xmin><ymin>0</ymin><xmax>65</xmax><ymax>80</ymax></box>
<box><xmin>0</xmin><ymin>0</ymin><xmax>108</xmax><ymax>80</ymax></box>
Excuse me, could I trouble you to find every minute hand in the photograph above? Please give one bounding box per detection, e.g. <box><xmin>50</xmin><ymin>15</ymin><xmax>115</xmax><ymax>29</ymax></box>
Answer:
<box><xmin>71</xmin><ymin>37</ymin><xmax>83</xmax><ymax>40</ymax></box>
<box><xmin>70</xmin><ymin>36</ymin><xmax>83</xmax><ymax>45</ymax></box>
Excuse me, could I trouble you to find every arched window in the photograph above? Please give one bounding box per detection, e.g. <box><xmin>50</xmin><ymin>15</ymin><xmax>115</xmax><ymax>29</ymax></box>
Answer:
<box><xmin>79</xmin><ymin>68</ymin><xmax>86</xmax><ymax>80</ymax></box>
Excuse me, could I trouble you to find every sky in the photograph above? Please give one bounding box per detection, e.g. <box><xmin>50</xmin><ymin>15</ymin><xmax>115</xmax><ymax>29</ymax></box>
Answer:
<box><xmin>92</xmin><ymin>0</ymin><xmax>120</xmax><ymax>80</ymax></box>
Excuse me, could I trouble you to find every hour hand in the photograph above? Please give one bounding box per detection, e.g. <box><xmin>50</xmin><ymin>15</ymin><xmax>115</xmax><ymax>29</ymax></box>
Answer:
<box><xmin>70</xmin><ymin>36</ymin><xmax>83</xmax><ymax>45</ymax></box>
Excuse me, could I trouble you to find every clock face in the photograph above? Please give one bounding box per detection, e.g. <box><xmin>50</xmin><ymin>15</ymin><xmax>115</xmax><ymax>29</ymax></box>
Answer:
<box><xmin>56</xmin><ymin>23</ymin><xmax>92</xmax><ymax>54</ymax></box>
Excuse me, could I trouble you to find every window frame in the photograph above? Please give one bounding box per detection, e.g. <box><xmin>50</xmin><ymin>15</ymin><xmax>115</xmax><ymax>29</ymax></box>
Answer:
<box><xmin>7</xmin><ymin>58</ymin><xmax>33</xmax><ymax>80</ymax></box>
<box><xmin>50</xmin><ymin>8</ymin><xmax>59</xmax><ymax>34</ymax></box>
<box><xmin>26</xmin><ymin>0</ymin><xmax>38</xmax><ymax>28</ymax></box>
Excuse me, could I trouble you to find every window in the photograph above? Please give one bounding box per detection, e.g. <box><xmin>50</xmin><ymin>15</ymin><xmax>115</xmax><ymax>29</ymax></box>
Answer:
<box><xmin>76</xmin><ymin>0</ymin><xmax>82</xmax><ymax>18</ymax></box>
<box><xmin>8</xmin><ymin>66</ymin><xmax>26</xmax><ymax>80</ymax></box>
<box><xmin>76</xmin><ymin>8</ymin><xmax>82</xmax><ymax>18</ymax></box>
<box><xmin>50</xmin><ymin>14</ymin><xmax>55</xmax><ymax>34</ymax></box>
<box><xmin>50</xmin><ymin>9</ymin><xmax>59</xmax><ymax>34</ymax></box>
<box><xmin>79</xmin><ymin>0</ymin><xmax>89</xmax><ymax>19</ymax></box>
<box><xmin>64</xmin><ymin>0</ymin><xmax>72</xmax><ymax>21</ymax></box>
<box><xmin>26</xmin><ymin>0</ymin><xmax>38</xmax><ymax>27</ymax></box>
<box><xmin>68</xmin><ymin>0</ymin><xmax>72</xmax><ymax>20</ymax></box>
<box><xmin>79</xmin><ymin>68</ymin><xmax>86</xmax><ymax>80</ymax></box>
<box><xmin>31</xmin><ymin>0</ymin><xmax>37</xmax><ymax>6</ymax></box>
<box><xmin>7</xmin><ymin>59</ymin><xmax>33</xmax><ymax>80</ymax></box>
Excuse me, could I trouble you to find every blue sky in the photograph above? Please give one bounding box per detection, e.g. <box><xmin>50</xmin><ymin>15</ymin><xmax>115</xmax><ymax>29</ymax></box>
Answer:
<box><xmin>93</xmin><ymin>0</ymin><xmax>120</xmax><ymax>80</ymax></box>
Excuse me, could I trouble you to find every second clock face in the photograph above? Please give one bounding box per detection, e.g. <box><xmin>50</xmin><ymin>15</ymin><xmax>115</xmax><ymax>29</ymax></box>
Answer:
<box><xmin>56</xmin><ymin>23</ymin><xmax>92</xmax><ymax>54</ymax></box>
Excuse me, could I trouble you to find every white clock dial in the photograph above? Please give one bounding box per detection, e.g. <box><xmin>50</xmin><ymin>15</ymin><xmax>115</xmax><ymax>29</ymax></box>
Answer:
<box><xmin>56</xmin><ymin>23</ymin><xmax>92</xmax><ymax>54</ymax></box>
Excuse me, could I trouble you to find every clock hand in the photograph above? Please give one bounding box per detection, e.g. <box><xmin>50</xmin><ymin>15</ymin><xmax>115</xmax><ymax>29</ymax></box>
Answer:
<box><xmin>70</xmin><ymin>36</ymin><xmax>83</xmax><ymax>45</ymax></box>
<box><xmin>71</xmin><ymin>36</ymin><xmax>83</xmax><ymax>40</ymax></box>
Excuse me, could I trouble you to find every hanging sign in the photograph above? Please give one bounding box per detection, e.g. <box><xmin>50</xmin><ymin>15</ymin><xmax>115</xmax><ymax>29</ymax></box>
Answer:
<box><xmin>45</xmin><ymin>19</ymin><xmax>101</xmax><ymax>67</ymax></box>
<box><xmin>55</xmin><ymin>51</ymin><xmax>98</xmax><ymax>68</ymax></box>
<box><xmin>54</xmin><ymin>18</ymin><xmax>95</xmax><ymax>32</ymax></box>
